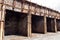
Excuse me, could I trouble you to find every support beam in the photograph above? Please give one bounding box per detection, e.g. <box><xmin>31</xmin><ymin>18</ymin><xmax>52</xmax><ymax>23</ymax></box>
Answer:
<box><xmin>54</xmin><ymin>18</ymin><xmax>57</xmax><ymax>32</ymax></box>
<box><xmin>0</xmin><ymin>3</ymin><xmax>2</xmax><ymax>40</ymax></box>
<box><xmin>44</xmin><ymin>15</ymin><xmax>47</xmax><ymax>34</ymax></box>
<box><xmin>0</xmin><ymin>4</ymin><xmax>5</xmax><ymax>40</ymax></box>
<box><xmin>27</xmin><ymin>14</ymin><xmax>31</xmax><ymax>37</ymax></box>
<box><xmin>0</xmin><ymin>22</ymin><xmax>4</xmax><ymax>40</ymax></box>
<box><xmin>27</xmin><ymin>0</ymin><xmax>32</xmax><ymax>37</ymax></box>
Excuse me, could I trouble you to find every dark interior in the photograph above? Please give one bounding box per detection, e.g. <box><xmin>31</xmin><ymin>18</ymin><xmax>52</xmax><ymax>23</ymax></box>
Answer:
<box><xmin>32</xmin><ymin>15</ymin><xmax>44</xmax><ymax>33</ymax></box>
<box><xmin>56</xmin><ymin>19</ymin><xmax>60</xmax><ymax>31</ymax></box>
<box><xmin>47</xmin><ymin>17</ymin><xmax>55</xmax><ymax>32</ymax></box>
<box><xmin>5</xmin><ymin>10</ymin><xmax>28</xmax><ymax>36</ymax></box>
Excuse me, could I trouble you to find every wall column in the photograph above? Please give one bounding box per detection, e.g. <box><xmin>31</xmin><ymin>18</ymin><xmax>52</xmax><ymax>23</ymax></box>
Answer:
<box><xmin>54</xmin><ymin>18</ymin><xmax>57</xmax><ymax>32</ymax></box>
<box><xmin>0</xmin><ymin>4</ymin><xmax>5</xmax><ymax>40</ymax></box>
<box><xmin>44</xmin><ymin>15</ymin><xmax>47</xmax><ymax>34</ymax></box>
<box><xmin>27</xmin><ymin>14</ymin><xmax>32</xmax><ymax>37</ymax></box>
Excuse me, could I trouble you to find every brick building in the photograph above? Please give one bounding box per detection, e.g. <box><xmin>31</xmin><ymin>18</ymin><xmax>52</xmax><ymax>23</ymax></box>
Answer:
<box><xmin>0</xmin><ymin>0</ymin><xmax>60</xmax><ymax>40</ymax></box>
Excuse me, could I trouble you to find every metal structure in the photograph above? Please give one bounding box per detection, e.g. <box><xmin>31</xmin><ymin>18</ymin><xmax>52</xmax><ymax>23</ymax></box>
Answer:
<box><xmin>0</xmin><ymin>0</ymin><xmax>60</xmax><ymax>40</ymax></box>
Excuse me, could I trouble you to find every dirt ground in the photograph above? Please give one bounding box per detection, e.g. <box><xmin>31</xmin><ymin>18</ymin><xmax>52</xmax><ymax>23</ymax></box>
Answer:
<box><xmin>4</xmin><ymin>32</ymin><xmax>60</xmax><ymax>40</ymax></box>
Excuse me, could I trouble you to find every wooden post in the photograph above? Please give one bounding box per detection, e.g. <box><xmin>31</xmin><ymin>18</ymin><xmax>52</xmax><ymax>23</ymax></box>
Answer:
<box><xmin>54</xmin><ymin>18</ymin><xmax>57</xmax><ymax>32</ymax></box>
<box><xmin>27</xmin><ymin>14</ymin><xmax>31</xmax><ymax>37</ymax></box>
<box><xmin>44</xmin><ymin>15</ymin><xmax>47</xmax><ymax>34</ymax></box>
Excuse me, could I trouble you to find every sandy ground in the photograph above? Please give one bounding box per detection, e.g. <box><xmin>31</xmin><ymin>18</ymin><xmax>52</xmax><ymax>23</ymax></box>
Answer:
<box><xmin>4</xmin><ymin>32</ymin><xmax>60</xmax><ymax>40</ymax></box>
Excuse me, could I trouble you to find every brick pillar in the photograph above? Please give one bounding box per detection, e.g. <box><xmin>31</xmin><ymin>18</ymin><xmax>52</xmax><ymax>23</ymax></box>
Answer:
<box><xmin>27</xmin><ymin>14</ymin><xmax>32</xmax><ymax>37</ymax></box>
<box><xmin>44</xmin><ymin>15</ymin><xmax>47</xmax><ymax>34</ymax></box>
<box><xmin>54</xmin><ymin>18</ymin><xmax>57</xmax><ymax>32</ymax></box>
<box><xmin>0</xmin><ymin>4</ymin><xmax>5</xmax><ymax>40</ymax></box>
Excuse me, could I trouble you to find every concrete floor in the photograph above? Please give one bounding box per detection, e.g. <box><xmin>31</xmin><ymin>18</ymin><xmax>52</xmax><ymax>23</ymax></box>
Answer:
<box><xmin>4</xmin><ymin>32</ymin><xmax>60</xmax><ymax>40</ymax></box>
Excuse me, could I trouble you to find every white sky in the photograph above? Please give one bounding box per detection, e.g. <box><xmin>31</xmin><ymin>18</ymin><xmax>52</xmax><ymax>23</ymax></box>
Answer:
<box><xmin>27</xmin><ymin>0</ymin><xmax>60</xmax><ymax>12</ymax></box>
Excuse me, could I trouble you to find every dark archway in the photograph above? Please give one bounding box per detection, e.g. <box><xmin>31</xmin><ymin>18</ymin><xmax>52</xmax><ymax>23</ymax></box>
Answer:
<box><xmin>56</xmin><ymin>19</ymin><xmax>60</xmax><ymax>31</ymax></box>
<box><xmin>32</xmin><ymin>15</ymin><xmax>44</xmax><ymax>33</ymax></box>
<box><xmin>47</xmin><ymin>17</ymin><xmax>55</xmax><ymax>32</ymax></box>
<box><xmin>5</xmin><ymin>10</ymin><xmax>28</xmax><ymax>36</ymax></box>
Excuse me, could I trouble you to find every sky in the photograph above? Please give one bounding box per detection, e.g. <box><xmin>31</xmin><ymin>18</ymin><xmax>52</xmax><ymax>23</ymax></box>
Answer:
<box><xmin>27</xmin><ymin>0</ymin><xmax>60</xmax><ymax>12</ymax></box>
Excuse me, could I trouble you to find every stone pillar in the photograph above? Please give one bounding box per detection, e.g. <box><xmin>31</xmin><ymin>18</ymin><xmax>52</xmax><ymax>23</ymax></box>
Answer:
<box><xmin>27</xmin><ymin>14</ymin><xmax>32</xmax><ymax>37</ymax></box>
<box><xmin>44</xmin><ymin>15</ymin><xmax>47</xmax><ymax>34</ymax></box>
<box><xmin>54</xmin><ymin>18</ymin><xmax>57</xmax><ymax>32</ymax></box>
<box><xmin>0</xmin><ymin>22</ymin><xmax>4</xmax><ymax>40</ymax></box>
<box><xmin>0</xmin><ymin>4</ymin><xmax>5</xmax><ymax>40</ymax></box>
